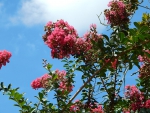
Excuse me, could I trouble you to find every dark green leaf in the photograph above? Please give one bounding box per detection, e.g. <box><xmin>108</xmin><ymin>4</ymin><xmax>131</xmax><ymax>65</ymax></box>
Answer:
<box><xmin>102</xmin><ymin>34</ymin><xmax>109</xmax><ymax>42</ymax></box>
<box><xmin>134</xmin><ymin>22</ymin><xmax>140</xmax><ymax>29</ymax></box>
<box><xmin>39</xmin><ymin>92</ymin><xmax>43</xmax><ymax>100</ymax></box>
<box><xmin>118</xmin><ymin>32</ymin><xmax>125</xmax><ymax>42</ymax></box>
<box><xmin>139</xmin><ymin>25</ymin><xmax>149</xmax><ymax>33</ymax></box>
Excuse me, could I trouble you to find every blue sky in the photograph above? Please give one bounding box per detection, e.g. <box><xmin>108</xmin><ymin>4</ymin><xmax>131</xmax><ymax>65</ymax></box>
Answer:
<box><xmin>0</xmin><ymin>0</ymin><xmax>149</xmax><ymax>112</ymax></box>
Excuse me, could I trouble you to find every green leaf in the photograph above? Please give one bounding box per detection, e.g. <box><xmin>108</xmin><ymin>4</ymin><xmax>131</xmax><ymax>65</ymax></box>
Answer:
<box><xmin>97</xmin><ymin>82</ymin><xmax>102</xmax><ymax>85</ymax></box>
<box><xmin>102</xmin><ymin>34</ymin><xmax>109</xmax><ymax>42</ymax></box>
<box><xmin>139</xmin><ymin>25</ymin><xmax>149</xmax><ymax>33</ymax></box>
<box><xmin>129</xmin><ymin>62</ymin><xmax>133</xmax><ymax>70</ymax></box>
<box><xmin>52</xmin><ymin>73</ymin><xmax>58</xmax><ymax>80</ymax></box>
<box><xmin>8</xmin><ymin>84</ymin><xmax>11</xmax><ymax>90</ymax></box>
<box><xmin>10</xmin><ymin>89</ymin><xmax>15</xmax><ymax>96</ymax></box>
<box><xmin>132</xmin><ymin>36</ymin><xmax>138</xmax><ymax>42</ymax></box>
<box><xmin>39</xmin><ymin>92</ymin><xmax>43</xmax><ymax>100</ymax></box>
<box><xmin>14</xmin><ymin>93</ymin><xmax>23</xmax><ymax>100</ymax></box>
<box><xmin>118</xmin><ymin>32</ymin><xmax>125</xmax><ymax>42</ymax></box>
<box><xmin>100</xmin><ymin>88</ymin><xmax>105</xmax><ymax>91</ymax></box>
<box><xmin>1</xmin><ymin>82</ymin><xmax>4</xmax><ymax>88</ymax></box>
<box><xmin>129</xmin><ymin>29</ymin><xmax>136</xmax><ymax>35</ymax></box>
<box><xmin>134</xmin><ymin>22</ymin><xmax>140</xmax><ymax>29</ymax></box>
<box><xmin>14</xmin><ymin>104</ymin><xmax>20</xmax><ymax>107</ymax></box>
<box><xmin>46</xmin><ymin>63</ymin><xmax>52</xmax><ymax>70</ymax></box>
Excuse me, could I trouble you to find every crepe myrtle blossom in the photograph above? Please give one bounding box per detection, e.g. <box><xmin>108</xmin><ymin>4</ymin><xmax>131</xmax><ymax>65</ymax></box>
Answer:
<box><xmin>90</xmin><ymin>23</ymin><xmax>96</xmax><ymax>29</ymax></box>
<box><xmin>43</xmin><ymin>19</ymin><xmax>78</xmax><ymax>59</ymax></box>
<box><xmin>0</xmin><ymin>50</ymin><xmax>12</xmax><ymax>69</ymax></box>
<box><xmin>145</xmin><ymin>99</ymin><xmax>150</xmax><ymax>108</ymax></box>
<box><xmin>43</xmin><ymin>20</ymin><xmax>102</xmax><ymax>59</ymax></box>
<box><xmin>70</xmin><ymin>104</ymin><xmax>79</xmax><ymax>112</ymax></box>
<box><xmin>104</xmin><ymin>0</ymin><xmax>130</xmax><ymax>26</ymax></box>
<box><xmin>125</xmin><ymin>85</ymin><xmax>144</xmax><ymax>111</ymax></box>
<box><xmin>91</xmin><ymin>104</ymin><xmax>104</xmax><ymax>113</ymax></box>
<box><xmin>31</xmin><ymin>74</ymin><xmax>51</xmax><ymax>89</ymax></box>
<box><xmin>31</xmin><ymin>70</ymin><xmax>74</xmax><ymax>93</ymax></box>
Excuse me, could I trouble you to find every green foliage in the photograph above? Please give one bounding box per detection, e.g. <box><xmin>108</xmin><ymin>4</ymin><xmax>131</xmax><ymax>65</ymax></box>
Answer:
<box><xmin>1</xmin><ymin>1</ymin><xmax>150</xmax><ymax>113</ymax></box>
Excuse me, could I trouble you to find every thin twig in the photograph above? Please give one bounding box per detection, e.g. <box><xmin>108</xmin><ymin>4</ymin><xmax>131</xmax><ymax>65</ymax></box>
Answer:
<box><xmin>138</xmin><ymin>4</ymin><xmax>150</xmax><ymax>10</ymax></box>
<box><xmin>97</xmin><ymin>12</ymin><xmax>108</xmax><ymax>26</ymax></box>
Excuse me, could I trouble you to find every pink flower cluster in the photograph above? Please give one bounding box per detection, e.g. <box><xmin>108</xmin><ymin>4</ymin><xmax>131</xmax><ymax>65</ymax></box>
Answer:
<box><xmin>104</xmin><ymin>0</ymin><xmax>130</xmax><ymax>26</ymax></box>
<box><xmin>31</xmin><ymin>74</ymin><xmax>51</xmax><ymax>89</ymax></box>
<box><xmin>123</xmin><ymin>108</ymin><xmax>130</xmax><ymax>113</ymax></box>
<box><xmin>77</xmin><ymin>25</ymin><xmax>103</xmax><ymax>62</ymax></box>
<box><xmin>70</xmin><ymin>100</ymin><xmax>104</xmax><ymax>113</ymax></box>
<box><xmin>43</xmin><ymin>20</ymin><xmax>102</xmax><ymax>59</ymax></box>
<box><xmin>138</xmin><ymin>50</ymin><xmax>150</xmax><ymax>78</ymax></box>
<box><xmin>31</xmin><ymin>70</ymin><xmax>74</xmax><ymax>93</ymax></box>
<box><xmin>124</xmin><ymin>85</ymin><xmax>150</xmax><ymax>111</ymax></box>
<box><xmin>0</xmin><ymin>50</ymin><xmax>12</xmax><ymax>69</ymax></box>
<box><xmin>55</xmin><ymin>70</ymin><xmax>73</xmax><ymax>92</ymax></box>
<box><xmin>43</xmin><ymin>19</ymin><xmax>78</xmax><ymax>58</ymax></box>
<box><xmin>138</xmin><ymin>50</ymin><xmax>150</xmax><ymax>63</ymax></box>
<box><xmin>91</xmin><ymin>104</ymin><xmax>104</xmax><ymax>113</ymax></box>
<box><xmin>145</xmin><ymin>99</ymin><xmax>150</xmax><ymax>108</ymax></box>
<box><xmin>70</xmin><ymin>104</ymin><xmax>79</xmax><ymax>112</ymax></box>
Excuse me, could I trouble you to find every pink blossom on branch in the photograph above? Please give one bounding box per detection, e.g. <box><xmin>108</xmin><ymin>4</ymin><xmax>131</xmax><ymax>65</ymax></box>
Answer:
<box><xmin>90</xmin><ymin>23</ymin><xmax>96</xmax><ymax>29</ymax></box>
<box><xmin>70</xmin><ymin>104</ymin><xmax>79</xmax><ymax>112</ymax></box>
<box><xmin>31</xmin><ymin>74</ymin><xmax>51</xmax><ymax>89</ymax></box>
<box><xmin>0</xmin><ymin>50</ymin><xmax>12</xmax><ymax>69</ymax></box>
<box><xmin>91</xmin><ymin>104</ymin><xmax>104</xmax><ymax>113</ymax></box>
<box><xmin>145</xmin><ymin>99</ymin><xmax>150</xmax><ymax>108</ymax></box>
<box><xmin>43</xmin><ymin>19</ymin><xmax>78</xmax><ymax>59</ymax></box>
<box><xmin>43</xmin><ymin>20</ymin><xmax>102</xmax><ymax>59</ymax></box>
<box><xmin>125</xmin><ymin>85</ymin><xmax>144</xmax><ymax>111</ymax></box>
<box><xmin>104</xmin><ymin>0</ymin><xmax>130</xmax><ymax>26</ymax></box>
<box><xmin>31</xmin><ymin>70</ymin><xmax>74</xmax><ymax>93</ymax></box>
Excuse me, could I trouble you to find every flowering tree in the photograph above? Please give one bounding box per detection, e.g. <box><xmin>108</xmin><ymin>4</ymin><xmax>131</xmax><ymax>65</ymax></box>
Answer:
<box><xmin>1</xmin><ymin>0</ymin><xmax>150</xmax><ymax>113</ymax></box>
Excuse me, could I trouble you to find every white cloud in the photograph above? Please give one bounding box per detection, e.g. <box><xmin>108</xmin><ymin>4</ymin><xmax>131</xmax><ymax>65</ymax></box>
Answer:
<box><xmin>12</xmin><ymin>0</ymin><xmax>110</xmax><ymax>34</ymax></box>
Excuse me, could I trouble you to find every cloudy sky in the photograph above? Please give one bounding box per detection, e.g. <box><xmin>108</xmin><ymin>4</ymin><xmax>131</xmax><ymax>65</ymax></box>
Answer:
<box><xmin>0</xmin><ymin>0</ymin><xmax>149</xmax><ymax>112</ymax></box>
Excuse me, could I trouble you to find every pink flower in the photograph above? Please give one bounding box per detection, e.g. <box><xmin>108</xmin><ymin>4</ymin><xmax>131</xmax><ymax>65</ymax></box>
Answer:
<box><xmin>91</xmin><ymin>105</ymin><xmax>104</xmax><ymax>113</ymax></box>
<box><xmin>46</xmin><ymin>21</ymin><xmax>52</xmax><ymax>27</ymax></box>
<box><xmin>58</xmin><ymin>81</ymin><xmax>73</xmax><ymax>92</ymax></box>
<box><xmin>70</xmin><ymin>105</ymin><xmax>79</xmax><ymax>112</ymax></box>
<box><xmin>43</xmin><ymin>19</ymin><xmax>103</xmax><ymax>59</ymax></box>
<box><xmin>125</xmin><ymin>85</ymin><xmax>130</xmax><ymax>90</ymax></box>
<box><xmin>41</xmin><ymin>74</ymin><xmax>51</xmax><ymax>88</ymax></box>
<box><xmin>105</xmin><ymin>59</ymin><xmax>110</xmax><ymax>63</ymax></box>
<box><xmin>138</xmin><ymin>55</ymin><xmax>144</xmax><ymax>62</ymax></box>
<box><xmin>145</xmin><ymin>99</ymin><xmax>150</xmax><ymax>108</ymax></box>
<box><xmin>55</xmin><ymin>69</ymin><xmax>66</xmax><ymax>80</ymax></box>
<box><xmin>59</xmin><ymin>81</ymin><xmax>66</xmax><ymax>90</ymax></box>
<box><xmin>31</xmin><ymin>74</ymin><xmax>51</xmax><ymax>89</ymax></box>
<box><xmin>104</xmin><ymin>0</ymin><xmax>130</xmax><ymax>26</ymax></box>
<box><xmin>111</xmin><ymin>59</ymin><xmax>118</xmax><ymax>69</ymax></box>
<box><xmin>0</xmin><ymin>50</ymin><xmax>12</xmax><ymax>69</ymax></box>
<box><xmin>125</xmin><ymin>85</ymin><xmax>145</xmax><ymax>111</ymax></box>
<box><xmin>90</xmin><ymin>24</ymin><xmax>96</xmax><ymax>29</ymax></box>
<box><xmin>123</xmin><ymin>108</ymin><xmax>130</xmax><ymax>113</ymax></box>
<box><xmin>31</xmin><ymin>78</ymin><xmax>42</xmax><ymax>89</ymax></box>
<box><xmin>43</xmin><ymin>19</ymin><xmax>78</xmax><ymax>59</ymax></box>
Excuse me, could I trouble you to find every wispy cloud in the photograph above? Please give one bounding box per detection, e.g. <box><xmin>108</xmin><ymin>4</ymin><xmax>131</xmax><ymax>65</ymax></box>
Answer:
<box><xmin>26</xmin><ymin>42</ymin><xmax>36</xmax><ymax>51</ymax></box>
<box><xmin>0</xmin><ymin>2</ymin><xmax>3</xmax><ymax>13</ymax></box>
<box><xmin>14</xmin><ymin>46</ymin><xmax>19</xmax><ymax>55</ymax></box>
<box><xmin>10</xmin><ymin>0</ymin><xmax>110</xmax><ymax>34</ymax></box>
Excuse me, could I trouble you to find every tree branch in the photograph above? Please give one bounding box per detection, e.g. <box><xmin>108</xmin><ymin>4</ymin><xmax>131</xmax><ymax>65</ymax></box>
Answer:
<box><xmin>62</xmin><ymin>39</ymin><xmax>150</xmax><ymax>112</ymax></box>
